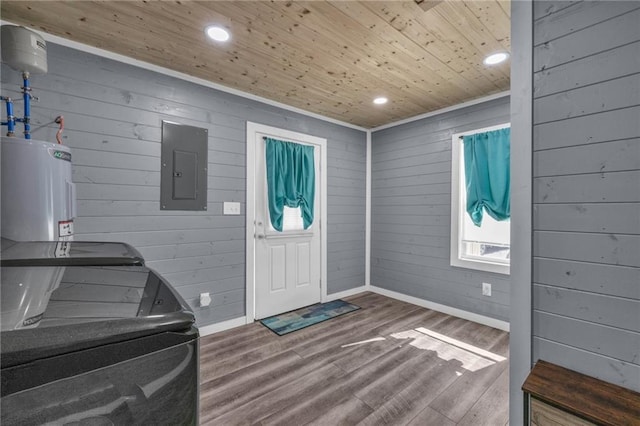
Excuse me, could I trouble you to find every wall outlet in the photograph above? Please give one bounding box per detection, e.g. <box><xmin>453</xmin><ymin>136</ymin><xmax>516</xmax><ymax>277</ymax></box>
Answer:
<box><xmin>482</xmin><ymin>282</ymin><xmax>492</xmax><ymax>297</ymax></box>
<box><xmin>223</xmin><ymin>201</ymin><xmax>241</xmax><ymax>215</ymax></box>
<box><xmin>200</xmin><ymin>292</ymin><xmax>212</xmax><ymax>307</ymax></box>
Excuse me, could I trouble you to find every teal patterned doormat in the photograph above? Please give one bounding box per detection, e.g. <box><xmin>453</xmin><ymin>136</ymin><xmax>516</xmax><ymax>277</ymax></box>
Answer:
<box><xmin>260</xmin><ymin>299</ymin><xmax>360</xmax><ymax>336</ymax></box>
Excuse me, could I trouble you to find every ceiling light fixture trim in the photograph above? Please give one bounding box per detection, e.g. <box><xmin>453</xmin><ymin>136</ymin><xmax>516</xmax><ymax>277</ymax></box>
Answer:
<box><xmin>483</xmin><ymin>52</ymin><xmax>509</xmax><ymax>65</ymax></box>
<box><xmin>205</xmin><ymin>25</ymin><xmax>230</xmax><ymax>42</ymax></box>
<box><xmin>373</xmin><ymin>97</ymin><xmax>388</xmax><ymax>105</ymax></box>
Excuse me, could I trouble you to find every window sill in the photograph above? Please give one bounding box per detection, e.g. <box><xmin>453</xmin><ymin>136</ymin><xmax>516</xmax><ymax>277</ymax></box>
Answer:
<box><xmin>451</xmin><ymin>257</ymin><xmax>510</xmax><ymax>275</ymax></box>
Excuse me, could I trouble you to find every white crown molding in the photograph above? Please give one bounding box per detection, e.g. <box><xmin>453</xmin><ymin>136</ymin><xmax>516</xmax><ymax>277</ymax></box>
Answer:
<box><xmin>371</xmin><ymin>91</ymin><xmax>511</xmax><ymax>132</ymax></box>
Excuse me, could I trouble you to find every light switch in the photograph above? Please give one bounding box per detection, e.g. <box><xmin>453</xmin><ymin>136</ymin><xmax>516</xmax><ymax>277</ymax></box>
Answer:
<box><xmin>223</xmin><ymin>202</ymin><xmax>241</xmax><ymax>215</ymax></box>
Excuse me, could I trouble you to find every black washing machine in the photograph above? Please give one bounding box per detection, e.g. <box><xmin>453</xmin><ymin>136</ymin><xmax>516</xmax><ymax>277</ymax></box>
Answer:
<box><xmin>1</xmin><ymin>240</ymin><xmax>199</xmax><ymax>425</ymax></box>
<box><xmin>0</xmin><ymin>239</ymin><xmax>146</xmax><ymax>267</ymax></box>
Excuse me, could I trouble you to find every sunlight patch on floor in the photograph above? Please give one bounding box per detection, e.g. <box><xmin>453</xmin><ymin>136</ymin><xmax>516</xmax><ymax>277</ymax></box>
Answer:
<box><xmin>389</xmin><ymin>328</ymin><xmax>505</xmax><ymax>372</ymax></box>
<box><xmin>340</xmin><ymin>337</ymin><xmax>386</xmax><ymax>348</ymax></box>
<box><xmin>415</xmin><ymin>327</ymin><xmax>507</xmax><ymax>362</ymax></box>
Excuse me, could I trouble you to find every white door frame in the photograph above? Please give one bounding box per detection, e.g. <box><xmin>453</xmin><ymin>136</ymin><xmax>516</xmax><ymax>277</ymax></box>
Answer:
<box><xmin>245</xmin><ymin>122</ymin><xmax>328</xmax><ymax>323</ymax></box>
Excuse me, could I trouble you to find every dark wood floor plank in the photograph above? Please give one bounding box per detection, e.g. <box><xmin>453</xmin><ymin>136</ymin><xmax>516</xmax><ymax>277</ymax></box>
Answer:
<box><xmin>201</xmin><ymin>319</ymin><xmax>417</xmax><ymax>421</ymax></box>
<box><xmin>199</xmin><ymin>352</ymin><xmax>312</xmax><ymax>421</ymax></box>
<box><xmin>199</xmin><ymin>329</ymin><xmax>277</xmax><ymax>364</ymax></box>
<box><xmin>429</xmin><ymin>330</ymin><xmax>510</xmax><ymax>422</ymax></box>
<box><xmin>199</xmin><ymin>342</ymin><xmax>282</xmax><ymax>382</ymax></box>
<box><xmin>258</xmin><ymin>344</ymin><xmax>424</xmax><ymax>426</ymax></box>
<box><xmin>305</xmin><ymin>397</ymin><xmax>374</xmax><ymax>426</ymax></box>
<box><xmin>199</xmin><ymin>322</ymin><xmax>267</xmax><ymax>347</ymax></box>
<box><xmin>292</xmin><ymin>302</ymin><xmax>422</xmax><ymax>358</ymax></box>
<box><xmin>200</xmin><ymin>292</ymin><xmax>399</xmax><ymax>360</ymax></box>
<box><xmin>200</xmin><ymin>350</ymin><xmax>300</xmax><ymax>398</ymax></box>
<box><xmin>355</xmin><ymin>349</ymin><xmax>440</xmax><ymax>409</ymax></box>
<box><xmin>331</xmin><ymin>338</ymin><xmax>403</xmax><ymax>374</ymax></box>
<box><xmin>427</xmin><ymin>315</ymin><xmax>471</xmax><ymax>336</ymax></box>
<box><xmin>369</xmin><ymin>308</ymin><xmax>449</xmax><ymax>338</ymax></box>
<box><xmin>201</xmin><ymin>297</ymin><xmax>403</xmax><ymax>378</ymax></box>
<box><xmin>356</xmin><ymin>357</ymin><xmax>464</xmax><ymax>425</ymax></box>
<box><xmin>446</xmin><ymin>320</ymin><xmax>507</xmax><ymax>352</ymax></box>
<box><xmin>197</xmin><ymin>292</ymin><xmax>511</xmax><ymax>425</ymax></box>
<box><xmin>200</xmin><ymin>341</ymin><xmax>365</xmax><ymax>421</ymax></box>
<box><xmin>429</xmin><ymin>360</ymin><xmax>508</xmax><ymax>422</ymax></box>
<box><xmin>485</xmin><ymin>330</ymin><xmax>510</xmax><ymax>358</ymax></box>
<box><xmin>457</xmin><ymin>368</ymin><xmax>510</xmax><ymax>426</ymax></box>
<box><xmin>202</xmin><ymin>363</ymin><xmax>345</xmax><ymax>425</ymax></box>
<box><xmin>407</xmin><ymin>406</ymin><xmax>456</xmax><ymax>426</ymax></box>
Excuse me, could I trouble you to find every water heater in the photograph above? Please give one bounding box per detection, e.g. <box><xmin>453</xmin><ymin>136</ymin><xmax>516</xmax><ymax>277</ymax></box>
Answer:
<box><xmin>1</xmin><ymin>137</ymin><xmax>76</xmax><ymax>241</ymax></box>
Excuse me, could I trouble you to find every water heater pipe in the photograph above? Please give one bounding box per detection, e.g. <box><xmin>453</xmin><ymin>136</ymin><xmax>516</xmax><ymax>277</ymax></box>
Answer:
<box><xmin>1</xmin><ymin>96</ymin><xmax>16</xmax><ymax>136</ymax></box>
<box><xmin>55</xmin><ymin>115</ymin><xmax>64</xmax><ymax>144</ymax></box>
<box><xmin>15</xmin><ymin>72</ymin><xmax>33</xmax><ymax>139</ymax></box>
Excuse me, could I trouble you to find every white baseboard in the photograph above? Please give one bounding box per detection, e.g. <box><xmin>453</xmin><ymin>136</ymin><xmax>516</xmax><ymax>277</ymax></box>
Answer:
<box><xmin>324</xmin><ymin>285</ymin><xmax>368</xmax><ymax>302</ymax></box>
<box><xmin>197</xmin><ymin>286</ymin><xmax>509</xmax><ymax>336</ymax></box>
<box><xmin>370</xmin><ymin>286</ymin><xmax>510</xmax><ymax>332</ymax></box>
<box><xmin>198</xmin><ymin>316</ymin><xmax>247</xmax><ymax>337</ymax></box>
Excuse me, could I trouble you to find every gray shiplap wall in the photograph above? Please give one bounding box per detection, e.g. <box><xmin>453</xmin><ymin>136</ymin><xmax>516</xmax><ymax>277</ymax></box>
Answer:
<box><xmin>371</xmin><ymin>97</ymin><xmax>511</xmax><ymax>322</ymax></box>
<box><xmin>532</xmin><ymin>1</ymin><xmax>640</xmax><ymax>391</ymax></box>
<box><xmin>0</xmin><ymin>43</ymin><xmax>366</xmax><ymax>328</ymax></box>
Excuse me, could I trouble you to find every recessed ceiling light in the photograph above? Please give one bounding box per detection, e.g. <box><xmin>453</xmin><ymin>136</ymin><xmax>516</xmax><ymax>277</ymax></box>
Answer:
<box><xmin>483</xmin><ymin>52</ymin><xmax>509</xmax><ymax>65</ymax></box>
<box><xmin>373</xmin><ymin>97</ymin><xmax>388</xmax><ymax>105</ymax></box>
<box><xmin>205</xmin><ymin>26</ymin><xmax>230</xmax><ymax>42</ymax></box>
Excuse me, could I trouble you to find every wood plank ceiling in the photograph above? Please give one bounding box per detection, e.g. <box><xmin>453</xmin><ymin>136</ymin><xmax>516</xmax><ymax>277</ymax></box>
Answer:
<box><xmin>1</xmin><ymin>1</ymin><xmax>511</xmax><ymax>128</ymax></box>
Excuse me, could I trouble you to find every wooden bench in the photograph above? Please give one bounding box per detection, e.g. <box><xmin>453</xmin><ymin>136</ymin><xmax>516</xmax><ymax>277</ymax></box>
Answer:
<box><xmin>522</xmin><ymin>360</ymin><xmax>640</xmax><ymax>425</ymax></box>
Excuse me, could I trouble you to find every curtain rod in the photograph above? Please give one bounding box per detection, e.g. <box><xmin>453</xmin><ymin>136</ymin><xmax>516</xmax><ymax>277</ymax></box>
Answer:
<box><xmin>458</xmin><ymin>126</ymin><xmax>510</xmax><ymax>140</ymax></box>
<box><xmin>263</xmin><ymin>136</ymin><xmax>294</xmax><ymax>142</ymax></box>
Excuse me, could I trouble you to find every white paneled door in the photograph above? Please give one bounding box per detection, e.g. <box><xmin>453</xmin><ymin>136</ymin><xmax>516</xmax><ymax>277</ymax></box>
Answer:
<box><xmin>247</xmin><ymin>124</ymin><xmax>326</xmax><ymax>320</ymax></box>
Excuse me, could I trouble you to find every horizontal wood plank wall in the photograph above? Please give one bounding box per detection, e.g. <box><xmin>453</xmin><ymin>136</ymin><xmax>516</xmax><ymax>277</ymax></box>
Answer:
<box><xmin>532</xmin><ymin>0</ymin><xmax>640</xmax><ymax>392</ymax></box>
<box><xmin>0</xmin><ymin>43</ymin><xmax>366</xmax><ymax>327</ymax></box>
<box><xmin>371</xmin><ymin>97</ymin><xmax>511</xmax><ymax>322</ymax></box>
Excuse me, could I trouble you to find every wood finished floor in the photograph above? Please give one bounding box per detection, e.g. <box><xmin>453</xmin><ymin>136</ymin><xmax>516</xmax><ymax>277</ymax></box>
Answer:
<box><xmin>199</xmin><ymin>292</ymin><xmax>509</xmax><ymax>425</ymax></box>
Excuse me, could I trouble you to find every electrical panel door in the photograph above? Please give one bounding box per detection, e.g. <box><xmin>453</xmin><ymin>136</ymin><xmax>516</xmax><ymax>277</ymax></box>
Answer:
<box><xmin>160</xmin><ymin>121</ymin><xmax>208</xmax><ymax>211</ymax></box>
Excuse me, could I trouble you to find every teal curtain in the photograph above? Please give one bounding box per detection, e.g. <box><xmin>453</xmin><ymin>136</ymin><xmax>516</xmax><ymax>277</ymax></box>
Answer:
<box><xmin>265</xmin><ymin>137</ymin><xmax>315</xmax><ymax>232</ymax></box>
<box><xmin>463</xmin><ymin>128</ymin><xmax>510</xmax><ymax>226</ymax></box>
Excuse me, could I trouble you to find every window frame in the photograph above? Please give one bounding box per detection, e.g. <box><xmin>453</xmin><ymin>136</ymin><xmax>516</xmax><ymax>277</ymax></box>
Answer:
<box><xmin>450</xmin><ymin>123</ymin><xmax>511</xmax><ymax>275</ymax></box>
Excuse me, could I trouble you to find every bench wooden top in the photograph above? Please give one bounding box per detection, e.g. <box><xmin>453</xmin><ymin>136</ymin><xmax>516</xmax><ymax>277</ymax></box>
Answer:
<box><xmin>522</xmin><ymin>360</ymin><xmax>640</xmax><ymax>426</ymax></box>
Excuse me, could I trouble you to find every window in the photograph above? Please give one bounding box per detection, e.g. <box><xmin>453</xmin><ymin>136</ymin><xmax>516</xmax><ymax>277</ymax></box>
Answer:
<box><xmin>450</xmin><ymin>124</ymin><xmax>510</xmax><ymax>275</ymax></box>
<box><xmin>268</xmin><ymin>206</ymin><xmax>305</xmax><ymax>232</ymax></box>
